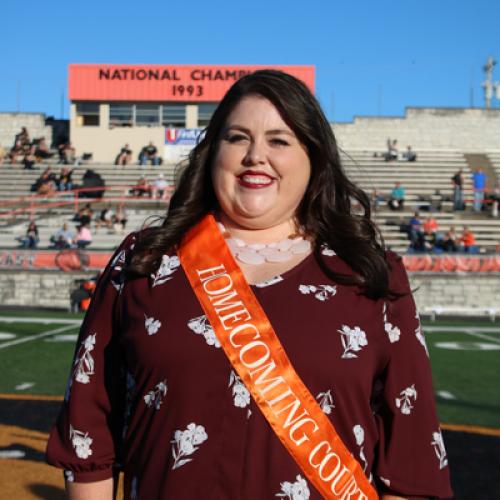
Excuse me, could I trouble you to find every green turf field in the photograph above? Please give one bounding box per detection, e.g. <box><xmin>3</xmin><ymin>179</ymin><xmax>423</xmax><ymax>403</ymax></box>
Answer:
<box><xmin>1</xmin><ymin>312</ymin><xmax>499</xmax><ymax>429</ymax></box>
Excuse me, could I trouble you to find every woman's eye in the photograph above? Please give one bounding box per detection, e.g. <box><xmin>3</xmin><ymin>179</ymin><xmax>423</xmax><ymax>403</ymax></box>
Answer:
<box><xmin>225</xmin><ymin>134</ymin><xmax>248</xmax><ymax>143</ymax></box>
<box><xmin>270</xmin><ymin>138</ymin><xmax>289</xmax><ymax>146</ymax></box>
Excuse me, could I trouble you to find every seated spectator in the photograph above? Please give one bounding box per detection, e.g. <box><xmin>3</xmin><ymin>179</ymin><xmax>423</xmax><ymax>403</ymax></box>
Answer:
<box><xmin>388</xmin><ymin>182</ymin><xmax>405</xmax><ymax>210</ymax></box>
<box><xmin>139</xmin><ymin>141</ymin><xmax>161</xmax><ymax>166</ymax></box>
<box><xmin>384</xmin><ymin>138</ymin><xmax>399</xmax><ymax>161</ymax></box>
<box><xmin>487</xmin><ymin>182</ymin><xmax>500</xmax><ymax>218</ymax></box>
<box><xmin>422</xmin><ymin>227</ymin><xmax>438</xmax><ymax>253</ymax></box>
<box><xmin>17</xmin><ymin>221</ymin><xmax>39</xmax><ymax>249</ymax></box>
<box><xmin>23</xmin><ymin>151</ymin><xmax>36</xmax><ymax>170</ymax></box>
<box><xmin>58</xmin><ymin>142</ymin><xmax>76</xmax><ymax>165</ymax></box>
<box><xmin>130</xmin><ymin>176</ymin><xmax>151</xmax><ymax>197</ymax></box>
<box><xmin>34</xmin><ymin>137</ymin><xmax>53</xmax><ymax>161</ymax></box>
<box><xmin>152</xmin><ymin>173</ymin><xmax>172</xmax><ymax>200</ymax></box>
<box><xmin>75</xmin><ymin>223</ymin><xmax>92</xmax><ymax>249</ymax></box>
<box><xmin>57</xmin><ymin>167</ymin><xmax>74</xmax><ymax>191</ymax></box>
<box><xmin>73</xmin><ymin>203</ymin><xmax>94</xmax><ymax>226</ymax></box>
<box><xmin>115</xmin><ymin>144</ymin><xmax>133</xmax><ymax>166</ymax></box>
<box><xmin>9</xmin><ymin>139</ymin><xmax>25</xmax><ymax>164</ymax></box>
<box><xmin>408</xmin><ymin>211</ymin><xmax>423</xmax><ymax>246</ymax></box>
<box><xmin>423</xmin><ymin>215</ymin><xmax>439</xmax><ymax>234</ymax></box>
<box><xmin>459</xmin><ymin>226</ymin><xmax>477</xmax><ymax>253</ymax></box>
<box><xmin>50</xmin><ymin>222</ymin><xmax>74</xmax><ymax>249</ymax></box>
<box><xmin>403</xmin><ymin>145</ymin><xmax>417</xmax><ymax>162</ymax></box>
<box><xmin>32</xmin><ymin>168</ymin><xmax>57</xmax><ymax>195</ymax></box>
<box><xmin>81</xmin><ymin>169</ymin><xmax>105</xmax><ymax>198</ymax></box>
<box><xmin>370</xmin><ymin>189</ymin><xmax>385</xmax><ymax>211</ymax></box>
<box><xmin>95</xmin><ymin>206</ymin><xmax>115</xmax><ymax>232</ymax></box>
<box><xmin>15</xmin><ymin>127</ymin><xmax>30</xmax><ymax>149</ymax></box>
<box><xmin>442</xmin><ymin>226</ymin><xmax>458</xmax><ymax>252</ymax></box>
<box><xmin>113</xmin><ymin>206</ymin><xmax>128</xmax><ymax>233</ymax></box>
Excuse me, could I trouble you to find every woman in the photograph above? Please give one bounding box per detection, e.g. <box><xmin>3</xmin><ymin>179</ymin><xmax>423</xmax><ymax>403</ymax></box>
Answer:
<box><xmin>46</xmin><ymin>71</ymin><xmax>452</xmax><ymax>499</ymax></box>
<box><xmin>18</xmin><ymin>221</ymin><xmax>39</xmax><ymax>249</ymax></box>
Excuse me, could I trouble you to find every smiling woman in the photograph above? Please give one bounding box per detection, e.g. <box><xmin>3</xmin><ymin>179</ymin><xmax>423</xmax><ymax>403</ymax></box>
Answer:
<box><xmin>46</xmin><ymin>70</ymin><xmax>452</xmax><ymax>500</ymax></box>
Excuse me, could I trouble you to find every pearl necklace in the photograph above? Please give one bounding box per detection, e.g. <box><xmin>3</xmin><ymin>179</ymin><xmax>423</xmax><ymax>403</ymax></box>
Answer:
<box><xmin>217</xmin><ymin>222</ymin><xmax>312</xmax><ymax>265</ymax></box>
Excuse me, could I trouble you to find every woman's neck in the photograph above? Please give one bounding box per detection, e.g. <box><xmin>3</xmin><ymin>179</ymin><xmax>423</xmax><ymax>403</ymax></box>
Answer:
<box><xmin>216</xmin><ymin>212</ymin><xmax>298</xmax><ymax>244</ymax></box>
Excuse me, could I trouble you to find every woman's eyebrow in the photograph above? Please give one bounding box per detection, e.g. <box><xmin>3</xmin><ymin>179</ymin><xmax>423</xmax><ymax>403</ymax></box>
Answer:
<box><xmin>225</xmin><ymin>125</ymin><xmax>294</xmax><ymax>136</ymax></box>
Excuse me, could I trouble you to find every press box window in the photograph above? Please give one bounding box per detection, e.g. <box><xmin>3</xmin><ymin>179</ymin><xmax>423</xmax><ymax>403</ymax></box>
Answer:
<box><xmin>136</xmin><ymin>104</ymin><xmax>160</xmax><ymax>126</ymax></box>
<box><xmin>110</xmin><ymin>103</ymin><xmax>133</xmax><ymax>127</ymax></box>
<box><xmin>76</xmin><ymin>103</ymin><xmax>100</xmax><ymax>126</ymax></box>
<box><xmin>162</xmin><ymin>104</ymin><xmax>186</xmax><ymax>127</ymax></box>
<box><xmin>198</xmin><ymin>103</ymin><xmax>217</xmax><ymax>128</ymax></box>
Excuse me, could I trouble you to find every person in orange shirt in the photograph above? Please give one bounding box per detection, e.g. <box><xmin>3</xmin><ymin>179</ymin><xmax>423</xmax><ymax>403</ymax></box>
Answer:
<box><xmin>459</xmin><ymin>226</ymin><xmax>477</xmax><ymax>253</ymax></box>
<box><xmin>423</xmin><ymin>216</ymin><xmax>438</xmax><ymax>234</ymax></box>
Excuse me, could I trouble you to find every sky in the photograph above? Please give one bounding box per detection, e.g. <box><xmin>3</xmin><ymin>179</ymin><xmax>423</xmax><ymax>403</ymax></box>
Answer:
<box><xmin>1</xmin><ymin>0</ymin><xmax>499</xmax><ymax>122</ymax></box>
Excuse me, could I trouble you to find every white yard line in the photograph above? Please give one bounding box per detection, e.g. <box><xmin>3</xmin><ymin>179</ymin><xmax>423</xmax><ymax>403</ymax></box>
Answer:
<box><xmin>0</xmin><ymin>316</ymin><xmax>81</xmax><ymax>325</ymax></box>
<box><xmin>0</xmin><ymin>324</ymin><xmax>78</xmax><ymax>350</ymax></box>
<box><xmin>463</xmin><ymin>330</ymin><xmax>500</xmax><ymax>345</ymax></box>
<box><xmin>424</xmin><ymin>326</ymin><xmax>500</xmax><ymax>333</ymax></box>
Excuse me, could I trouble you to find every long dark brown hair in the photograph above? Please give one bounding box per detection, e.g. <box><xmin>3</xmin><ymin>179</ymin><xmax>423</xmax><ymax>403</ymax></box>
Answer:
<box><xmin>127</xmin><ymin>69</ymin><xmax>390</xmax><ymax>298</ymax></box>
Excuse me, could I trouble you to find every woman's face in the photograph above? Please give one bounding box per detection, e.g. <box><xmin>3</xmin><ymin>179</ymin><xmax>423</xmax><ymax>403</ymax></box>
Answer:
<box><xmin>212</xmin><ymin>95</ymin><xmax>311</xmax><ymax>231</ymax></box>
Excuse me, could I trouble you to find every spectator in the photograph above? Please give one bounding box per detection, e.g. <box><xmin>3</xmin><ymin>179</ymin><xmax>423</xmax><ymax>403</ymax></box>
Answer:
<box><xmin>0</xmin><ymin>144</ymin><xmax>6</xmax><ymax>165</ymax></box>
<box><xmin>422</xmin><ymin>227</ymin><xmax>438</xmax><ymax>253</ymax></box>
<box><xmin>95</xmin><ymin>206</ymin><xmax>115</xmax><ymax>231</ymax></box>
<box><xmin>490</xmin><ymin>182</ymin><xmax>500</xmax><ymax>218</ymax></box>
<box><xmin>14</xmin><ymin>127</ymin><xmax>30</xmax><ymax>149</ymax></box>
<box><xmin>408</xmin><ymin>211</ymin><xmax>423</xmax><ymax>246</ymax></box>
<box><xmin>17</xmin><ymin>221</ymin><xmax>39</xmax><ymax>249</ymax></box>
<box><xmin>32</xmin><ymin>168</ymin><xmax>57</xmax><ymax>195</ymax></box>
<box><xmin>471</xmin><ymin>167</ymin><xmax>487</xmax><ymax>212</ymax></box>
<box><xmin>423</xmin><ymin>215</ymin><xmax>438</xmax><ymax>234</ymax></box>
<box><xmin>34</xmin><ymin>137</ymin><xmax>53</xmax><ymax>161</ymax></box>
<box><xmin>73</xmin><ymin>203</ymin><xmax>94</xmax><ymax>226</ymax></box>
<box><xmin>384</xmin><ymin>138</ymin><xmax>398</xmax><ymax>161</ymax></box>
<box><xmin>81</xmin><ymin>169</ymin><xmax>105</xmax><ymax>198</ymax></box>
<box><xmin>370</xmin><ymin>188</ymin><xmax>385</xmax><ymax>211</ymax></box>
<box><xmin>113</xmin><ymin>205</ymin><xmax>128</xmax><ymax>233</ymax></box>
<box><xmin>459</xmin><ymin>226</ymin><xmax>477</xmax><ymax>253</ymax></box>
<box><xmin>50</xmin><ymin>222</ymin><xmax>74</xmax><ymax>249</ymax></box>
<box><xmin>23</xmin><ymin>151</ymin><xmax>36</xmax><ymax>170</ymax></box>
<box><xmin>57</xmin><ymin>167</ymin><xmax>74</xmax><ymax>191</ymax></box>
<box><xmin>9</xmin><ymin>139</ymin><xmax>25</xmax><ymax>164</ymax></box>
<box><xmin>130</xmin><ymin>175</ymin><xmax>151</xmax><ymax>197</ymax></box>
<box><xmin>75</xmin><ymin>223</ymin><xmax>92</xmax><ymax>249</ymax></box>
<box><xmin>115</xmin><ymin>144</ymin><xmax>133</xmax><ymax>166</ymax></box>
<box><xmin>139</xmin><ymin>141</ymin><xmax>161</xmax><ymax>166</ymax></box>
<box><xmin>451</xmin><ymin>168</ymin><xmax>464</xmax><ymax>211</ymax></box>
<box><xmin>58</xmin><ymin>142</ymin><xmax>76</xmax><ymax>165</ymax></box>
<box><xmin>442</xmin><ymin>226</ymin><xmax>458</xmax><ymax>253</ymax></box>
<box><xmin>152</xmin><ymin>173</ymin><xmax>172</xmax><ymax>200</ymax></box>
<box><xmin>388</xmin><ymin>181</ymin><xmax>405</xmax><ymax>210</ymax></box>
<box><xmin>403</xmin><ymin>145</ymin><xmax>417</xmax><ymax>162</ymax></box>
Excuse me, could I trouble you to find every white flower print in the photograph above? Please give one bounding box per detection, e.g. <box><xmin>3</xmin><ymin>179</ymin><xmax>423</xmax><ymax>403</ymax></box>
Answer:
<box><xmin>144</xmin><ymin>380</ymin><xmax>168</xmax><ymax>410</ymax></box>
<box><xmin>395</xmin><ymin>384</ymin><xmax>418</xmax><ymax>415</ymax></box>
<box><xmin>171</xmin><ymin>423</ymin><xmax>208</xmax><ymax>470</ymax></box>
<box><xmin>64</xmin><ymin>470</ymin><xmax>74</xmax><ymax>482</ymax></box>
<box><xmin>321</xmin><ymin>245</ymin><xmax>336</xmax><ymax>257</ymax></box>
<box><xmin>72</xmin><ymin>333</ymin><xmax>96</xmax><ymax>385</ymax></box>
<box><xmin>276</xmin><ymin>474</ymin><xmax>310</xmax><ymax>499</ymax></box>
<box><xmin>130</xmin><ymin>475</ymin><xmax>138</xmax><ymax>500</ymax></box>
<box><xmin>382</xmin><ymin>303</ymin><xmax>400</xmax><ymax>343</ymax></box>
<box><xmin>144</xmin><ymin>314</ymin><xmax>161</xmax><ymax>336</ymax></box>
<box><xmin>353</xmin><ymin>424</ymin><xmax>368</xmax><ymax>472</ymax></box>
<box><xmin>298</xmin><ymin>284</ymin><xmax>337</xmax><ymax>302</ymax></box>
<box><xmin>69</xmin><ymin>425</ymin><xmax>93</xmax><ymax>459</ymax></box>
<box><xmin>229</xmin><ymin>370</ymin><xmax>251</xmax><ymax>409</ymax></box>
<box><xmin>379</xmin><ymin>476</ymin><xmax>391</xmax><ymax>487</ymax></box>
<box><xmin>415</xmin><ymin>310</ymin><xmax>429</xmax><ymax>356</ymax></box>
<box><xmin>151</xmin><ymin>255</ymin><xmax>180</xmax><ymax>287</ymax></box>
<box><xmin>254</xmin><ymin>275</ymin><xmax>284</xmax><ymax>288</ymax></box>
<box><xmin>316</xmin><ymin>390</ymin><xmax>335</xmax><ymax>414</ymax></box>
<box><xmin>187</xmin><ymin>315</ymin><xmax>221</xmax><ymax>348</ymax></box>
<box><xmin>431</xmin><ymin>429</ymin><xmax>448</xmax><ymax>469</ymax></box>
<box><xmin>338</xmin><ymin>325</ymin><xmax>368</xmax><ymax>359</ymax></box>
<box><xmin>111</xmin><ymin>249</ymin><xmax>126</xmax><ymax>270</ymax></box>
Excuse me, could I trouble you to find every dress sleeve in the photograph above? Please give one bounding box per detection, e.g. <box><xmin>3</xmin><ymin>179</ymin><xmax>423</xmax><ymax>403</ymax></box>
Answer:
<box><xmin>45</xmin><ymin>233</ymin><xmax>136</xmax><ymax>483</ymax></box>
<box><xmin>373</xmin><ymin>252</ymin><xmax>453</xmax><ymax>499</ymax></box>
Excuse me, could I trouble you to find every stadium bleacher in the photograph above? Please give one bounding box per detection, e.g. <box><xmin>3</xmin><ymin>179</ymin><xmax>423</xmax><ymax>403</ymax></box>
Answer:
<box><xmin>0</xmin><ymin>149</ymin><xmax>499</xmax><ymax>253</ymax></box>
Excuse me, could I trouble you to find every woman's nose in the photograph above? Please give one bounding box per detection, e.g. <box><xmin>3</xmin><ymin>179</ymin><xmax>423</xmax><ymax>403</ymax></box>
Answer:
<box><xmin>243</xmin><ymin>141</ymin><xmax>266</xmax><ymax>165</ymax></box>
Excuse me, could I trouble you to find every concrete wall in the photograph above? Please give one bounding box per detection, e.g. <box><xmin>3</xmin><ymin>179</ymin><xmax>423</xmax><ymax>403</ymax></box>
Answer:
<box><xmin>333</xmin><ymin>107</ymin><xmax>500</xmax><ymax>153</ymax></box>
<box><xmin>1</xmin><ymin>270</ymin><xmax>499</xmax><ymax>314</ymax></box>
<box><xmin>0</xmin><ymin>113</ymin><xmax>53</xmax><ymax>151</ymax></box>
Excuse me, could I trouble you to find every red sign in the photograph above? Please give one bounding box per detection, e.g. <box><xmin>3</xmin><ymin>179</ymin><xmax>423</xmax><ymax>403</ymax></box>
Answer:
<box><xmin>69</xmin><ymin>64</ymin><xmax>315</xmax><ymax>102</ymax></box>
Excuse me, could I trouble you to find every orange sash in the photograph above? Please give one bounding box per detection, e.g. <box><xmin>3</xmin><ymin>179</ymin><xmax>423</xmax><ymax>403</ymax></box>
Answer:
<box><xmin>177</xmin><ymin>214</ymin><xmax>378</xmax><ymax>500</ymax></box>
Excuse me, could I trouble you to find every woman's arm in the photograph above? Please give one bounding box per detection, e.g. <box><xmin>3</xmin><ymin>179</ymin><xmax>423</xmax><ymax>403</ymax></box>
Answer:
<box><xmin>66</xmin><ymin>478</ymin><xmax>113</xmax><ymax>500</ymax></box>
<box><xmin>381</xmin><ymin>495</ymin><xmax>408</xmax><ymax>500</ymax></box>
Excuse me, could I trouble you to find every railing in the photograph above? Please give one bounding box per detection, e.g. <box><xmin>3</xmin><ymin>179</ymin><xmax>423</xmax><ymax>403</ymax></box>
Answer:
<box><xmin>0</xmin><ymin>185</ymin><xmax>170</xmax><ymax>221</ymax></box>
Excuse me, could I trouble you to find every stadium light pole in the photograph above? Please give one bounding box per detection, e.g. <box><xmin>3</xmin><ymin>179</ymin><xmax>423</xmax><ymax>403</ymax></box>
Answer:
<box><xmin>482</xmin><ymin>56</ymin><xmax>499</xmax><ymax>109</ymax></box>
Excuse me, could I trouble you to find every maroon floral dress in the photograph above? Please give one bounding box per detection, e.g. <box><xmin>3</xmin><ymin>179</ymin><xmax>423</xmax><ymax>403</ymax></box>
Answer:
<box><xmin>46</xmin><ymin>232</ymin><xmax>452</xmax><ymax>499</ymax></box>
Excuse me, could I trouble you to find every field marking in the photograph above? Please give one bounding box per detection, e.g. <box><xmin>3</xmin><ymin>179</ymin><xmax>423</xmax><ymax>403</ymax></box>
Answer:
<box><xmin>0</xmin><ymin>324</ymin><xmax>77</xmax><ymax>350</ymax></box>
<box><xmin>0</xmin><ymin>393</ymin><xmax>64</xmax><ymax>401</ymax></box>
<box><xmin>0</xmin><ymin>316</ymin><xmax>82</xmax><ymax>325</ymax></box>
<box><xmin>14</xmin><ymin>382</ymin><xmax>35</xmax><ymax>391</ymax></box>
<box><xmin>441</xmin><ymin>422</ymin><xmax>500</xmax><ymax>438</ymax></box>
<box><xmin>437</xmin><ymin>390</ymin><xmax>456</xmax><ymax>400</ymax></box>
<box><xmin>464</xmin><ymin>330</ymin><xmax>500</xmax><ymax>345</ymax></box>
<box><xmin>425</xmin><ymin>326</ymin><xmax>500</xmax><ymax>334</ymax></box>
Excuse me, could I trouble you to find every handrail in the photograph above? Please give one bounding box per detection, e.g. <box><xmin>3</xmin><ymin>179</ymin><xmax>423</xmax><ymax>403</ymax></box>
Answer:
<box><xmin>0</xmin><ymin>184</ymin><xmax>170</xmax><ymax>220</ymax></box>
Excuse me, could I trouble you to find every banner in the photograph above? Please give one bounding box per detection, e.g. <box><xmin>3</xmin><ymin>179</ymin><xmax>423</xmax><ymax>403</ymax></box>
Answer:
<box><xmin>164</xmin><ymin>128</ymin><xmax>203</xmax><ymax>162</ymax></box>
